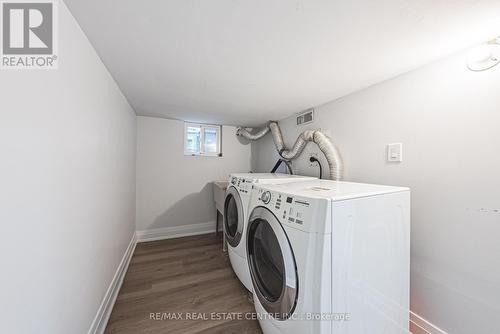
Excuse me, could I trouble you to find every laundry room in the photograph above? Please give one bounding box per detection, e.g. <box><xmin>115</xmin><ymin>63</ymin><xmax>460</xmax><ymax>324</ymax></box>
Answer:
<box><xmin>1</xmin><ymin>1</ymin><xmax>499</xmax><ymax>334</ymax></box>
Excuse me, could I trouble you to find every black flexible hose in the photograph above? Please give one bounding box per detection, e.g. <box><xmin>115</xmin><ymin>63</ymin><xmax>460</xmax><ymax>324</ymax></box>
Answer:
<box><xmin>310</xmin><ymin>157</ymin><xmax>322</xmax><ymax>179</ymax></box>
<box><xmin>270</xmin><ymin>159</ymin><xmax>282</xmax><ymax>173</ymax></box>
<box><xmin>270</xmin><ymin>159</ymin><xmax>293</xmax><ymax>174</ymax></box>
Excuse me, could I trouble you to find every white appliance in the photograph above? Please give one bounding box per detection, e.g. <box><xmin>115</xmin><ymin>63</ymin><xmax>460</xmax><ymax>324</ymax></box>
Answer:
<box><xmin>246</xmin><ymin>180</ymin><xmax>410</xmax><ymax>334</ymax></box>
<box><xmin>224</xmin><ymin>173</ymin><xmax>316</xmax><ymax>291</ymax></box>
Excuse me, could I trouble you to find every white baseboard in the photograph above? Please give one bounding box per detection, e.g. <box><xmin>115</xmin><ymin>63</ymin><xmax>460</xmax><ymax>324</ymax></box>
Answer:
<box><xmin>136</xmin><ymin>221</ymin><xmax>217</xmax><ymax>243</ymax></box>
<box><xmin>410</xmin><ymin>311</ymin><xmax>448</xmax><ymax>334</ymax></box>
<box><xmin>88</xmin><ymin>233</ymin><xmax>137</xmax><ymax>334</ymax></box>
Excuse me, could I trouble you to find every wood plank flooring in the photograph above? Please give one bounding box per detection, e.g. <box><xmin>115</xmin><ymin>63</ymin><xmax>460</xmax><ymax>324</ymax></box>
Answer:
<box><xmin>105</xmin><ymin>233</ymin><xmax>262</xmax><ymax>334</ymax></box>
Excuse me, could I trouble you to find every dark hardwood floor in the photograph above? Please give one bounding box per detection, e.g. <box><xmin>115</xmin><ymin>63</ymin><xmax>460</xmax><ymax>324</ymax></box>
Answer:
<box><xmin>105</xmin><ymin>233</ymin><xmax>262</xmax><ymax>334</ymax></box>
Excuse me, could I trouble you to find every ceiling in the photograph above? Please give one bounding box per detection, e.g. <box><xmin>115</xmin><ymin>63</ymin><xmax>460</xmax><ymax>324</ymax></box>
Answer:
<box><xmin>64</xmin><ymin>0</ymin><xmax>500</xmax><ymax>126</ymax></box>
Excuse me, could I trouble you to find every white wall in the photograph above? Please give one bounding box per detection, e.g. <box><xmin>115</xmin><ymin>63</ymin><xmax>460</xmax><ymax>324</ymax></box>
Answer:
<box><xmin>0</xmin><ymin>2</ymin><xmax>136</xmax><ymax>334</ymax></box>
<box><xmin>136</xmin><ymin>116</ymin><xmax>251</xmax><ymax>235</ymax></box>
<box><xmin>251</xmin><ymin>48</ymin><xmax>500</xmax><ymax>334</ymax></box>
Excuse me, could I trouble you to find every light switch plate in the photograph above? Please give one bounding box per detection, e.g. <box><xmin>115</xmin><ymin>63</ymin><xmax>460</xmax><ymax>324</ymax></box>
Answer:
<box><xmin>387</xmin><ymin>143</ymin><xmax>403</xmax><ymax>162</ymax></box>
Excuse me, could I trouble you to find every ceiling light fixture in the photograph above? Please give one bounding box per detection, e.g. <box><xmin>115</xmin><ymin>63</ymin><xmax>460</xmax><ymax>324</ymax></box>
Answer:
<box><xmin>467</xmin><ymin>38</ymin><xmax>500</xmax><ymax>71</ymax></box>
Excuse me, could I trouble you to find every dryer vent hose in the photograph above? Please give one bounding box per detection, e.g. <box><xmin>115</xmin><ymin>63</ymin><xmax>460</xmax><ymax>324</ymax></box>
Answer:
<box><xmin>236</xmin><ymin>121</ymin><xmax>343</xmax><ymax>180</ymax></box>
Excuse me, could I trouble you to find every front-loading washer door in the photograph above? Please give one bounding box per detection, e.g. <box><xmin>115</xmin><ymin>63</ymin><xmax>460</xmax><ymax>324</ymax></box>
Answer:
<box><xmin>247</xmin><ymin>206</ymin><xmax>298</xmax><ymax>320</ymax></box>
<box><xmin>224</xmin><ymin>186</ymin><xmax>244</xmax><ymax>247</ymax></box>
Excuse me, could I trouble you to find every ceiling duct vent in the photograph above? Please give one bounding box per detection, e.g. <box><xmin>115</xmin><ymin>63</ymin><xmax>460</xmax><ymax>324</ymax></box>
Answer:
<box><xmin>296</xmin><ymin>109</ymin><xmax>314</xmax><ymax>126</ymax></box>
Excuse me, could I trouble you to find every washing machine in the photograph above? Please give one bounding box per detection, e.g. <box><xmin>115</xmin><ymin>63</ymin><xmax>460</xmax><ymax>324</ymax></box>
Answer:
<box><xmin>224</xmin><ymin>173</ymin><xmax>316</xmax><ymax>291</ymax></box>
<box><xmin>246</xmin><ymin>179</ymin><xmax>410</xmax><ymax>334</ymax></box>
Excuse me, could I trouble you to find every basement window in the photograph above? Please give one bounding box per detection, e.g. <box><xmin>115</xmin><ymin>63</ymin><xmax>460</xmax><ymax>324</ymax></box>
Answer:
<box><xmin>184</xmin><ymin>122</ymin><xmax>222</xmax><ymax>156</ymax></box>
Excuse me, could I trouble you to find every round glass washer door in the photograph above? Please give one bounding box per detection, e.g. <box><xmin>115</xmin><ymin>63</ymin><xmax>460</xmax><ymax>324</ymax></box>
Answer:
<box><xmin>224</xmin><ymin>187</ymin><xmax>244</xmax><ymax>247</ymax></box>
<box><xmin>247</xmin><ymin>206</ymin><xmax>298</xmax><ymax>320</ymax></box>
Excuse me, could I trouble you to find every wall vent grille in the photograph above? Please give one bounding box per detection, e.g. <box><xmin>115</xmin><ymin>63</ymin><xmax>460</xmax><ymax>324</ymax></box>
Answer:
<box><xmin>297</xmin><ymin>109</ymin><xmax>314</xmax><ymax>126</ymax></box>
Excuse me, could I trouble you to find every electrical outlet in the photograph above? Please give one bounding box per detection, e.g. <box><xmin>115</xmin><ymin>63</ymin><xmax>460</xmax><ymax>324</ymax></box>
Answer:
<box><xmin>309</xmin><ymin>152</ymin><xmax>319</xmax><ymax>166</ymax></box>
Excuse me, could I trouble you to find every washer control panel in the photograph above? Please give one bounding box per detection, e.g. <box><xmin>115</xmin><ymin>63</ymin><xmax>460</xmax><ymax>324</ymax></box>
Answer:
<box><xmin>231</xmin><ymin>177</ymin><xmax>251</xmax><ymax>194</ymax></box>
<box><xmin>252</xmin><ymin>187</ymin><xmax>330</xmax><ymax>233</ymax></box>
<box><xmin>254</xmin><ymin>188</ymin><xmax>318</xmax><ymax>231</ymax></box>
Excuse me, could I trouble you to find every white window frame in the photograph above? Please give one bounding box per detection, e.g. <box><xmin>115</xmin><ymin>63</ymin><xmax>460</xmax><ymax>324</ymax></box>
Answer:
<box><xmin>184</xmin><ymin>122</ymin><xmax>222</xmax><ymax>157</ymax></box>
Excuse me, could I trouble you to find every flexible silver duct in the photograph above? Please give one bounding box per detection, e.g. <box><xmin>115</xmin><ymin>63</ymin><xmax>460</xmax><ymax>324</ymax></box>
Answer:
<box><xmin>236</xmin><ymin>121</ymin><xmax>343</xmax><ymax>180</ymax></box>
<box><xmin>235</xmin><ymin>126</ymin><xmax>270</xmax><ymax>140</ymax></box>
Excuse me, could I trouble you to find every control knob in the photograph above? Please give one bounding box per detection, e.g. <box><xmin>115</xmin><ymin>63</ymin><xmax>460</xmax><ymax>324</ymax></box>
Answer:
<box><xmin>260</xmin><ymin>191</ymin><xmax>271</xmax><ymax>204</ymax></box>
